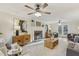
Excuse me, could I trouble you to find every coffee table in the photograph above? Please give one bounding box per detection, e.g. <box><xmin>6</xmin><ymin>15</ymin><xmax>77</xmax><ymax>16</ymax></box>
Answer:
<box><xmin>44</xmin><ymin>38</ymin><xmax>58</xmax><ymax>49</ymax></box>
<box><xmin>8</xmin><ymin>47</ymin><xmax>22</xmax><ymax>56</ymax></box>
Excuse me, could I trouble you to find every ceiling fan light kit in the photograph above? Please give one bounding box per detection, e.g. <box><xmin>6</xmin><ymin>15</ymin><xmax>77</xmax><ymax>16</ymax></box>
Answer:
<box><xmin>35</xmin><ymin>12</ymin><xmax>41</xmax><ymax>17</ymax></box>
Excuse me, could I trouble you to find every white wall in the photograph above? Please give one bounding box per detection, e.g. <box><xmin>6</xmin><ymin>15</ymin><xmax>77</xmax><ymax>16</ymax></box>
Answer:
<box><xmin>67</xmin><ymin>20</ymin><xmax>79</xmax><ymax>33</ymax></box>
<box><xmin>47</xmin><ymin>20</ymin><xmax>79</xmax><ymax>34</ymax></box>
<box><xmin>0</xmin><ymin>12</ymin><xmax>13</xmax><ymax>44</ymax></box>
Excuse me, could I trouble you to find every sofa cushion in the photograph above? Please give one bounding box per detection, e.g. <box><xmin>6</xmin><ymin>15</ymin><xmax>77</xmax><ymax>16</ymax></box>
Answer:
<box><xmin>68</xmin><ymin>41</ymin><xmax>79</xmax><ymax>52</ymax></box>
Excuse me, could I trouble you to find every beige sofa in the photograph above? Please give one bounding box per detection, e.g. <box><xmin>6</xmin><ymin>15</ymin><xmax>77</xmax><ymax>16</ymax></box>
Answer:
<box><xmin>68</xmin><ymin>41</ymin><xmax>79</xmax><ymax>52</ymax></box>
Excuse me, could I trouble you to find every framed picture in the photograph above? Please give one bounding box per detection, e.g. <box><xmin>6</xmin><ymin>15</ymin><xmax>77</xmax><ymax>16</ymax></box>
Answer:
<box><xmin>19</xmin><ymin>20</ymin><xmax>27</xmax><ymax>32</ymax></box>
<box><xmin>36</xmin><ymin>21</ymin><xmax>41</xmax><ymax>26</ymax></box>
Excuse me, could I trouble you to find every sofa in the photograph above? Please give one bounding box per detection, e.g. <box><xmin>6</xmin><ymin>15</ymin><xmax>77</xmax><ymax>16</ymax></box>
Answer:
<box><xmin>68</xmin><ymin>41</ymin><xmax>79</xmax><ymax>52</ymax></box>
<box><xmin>67</xmin><ymin>33</ymin><xmax>79</xmax><ymax>52</ymax></box>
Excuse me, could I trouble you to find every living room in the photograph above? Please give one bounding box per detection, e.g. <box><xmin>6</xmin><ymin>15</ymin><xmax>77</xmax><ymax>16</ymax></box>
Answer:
<box><xmin>0</xmin><ymin>3</ymin><xmax>79</xmax><ymax>56</ymax></box>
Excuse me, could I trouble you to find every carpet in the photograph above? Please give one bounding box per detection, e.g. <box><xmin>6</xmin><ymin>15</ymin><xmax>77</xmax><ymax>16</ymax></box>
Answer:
<box><xmin>66</xmin><ymin>48</ymin><xmax>79</xmax><ymax>56</ymax></box>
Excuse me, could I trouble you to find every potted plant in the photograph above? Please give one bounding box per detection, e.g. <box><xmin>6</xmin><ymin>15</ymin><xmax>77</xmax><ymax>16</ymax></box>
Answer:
<box><xmin>0</xmin><ymin>32</ymin><xmax>3</xmax><ymax>34</ymax></box>
<box><xmin>0</xmin><ymin>32</ymin><xmax>3</xmax><ymax>37</ymax></box>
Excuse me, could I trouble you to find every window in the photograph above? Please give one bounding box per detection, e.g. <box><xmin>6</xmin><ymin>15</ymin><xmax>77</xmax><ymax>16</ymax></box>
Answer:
<box><xmin>63</xmin><ymin>25</ymin><xmax>68</xmax><ymax>35</ymax></box>
<box><xmin>58</xmin><ymin>25</ymin><xmax>62</xmax><ymax>35</ymax></box>
<box><xmin>58</xmin><ymin>24</ymin><xmax>68</xmax><ymax>35</ymax></box>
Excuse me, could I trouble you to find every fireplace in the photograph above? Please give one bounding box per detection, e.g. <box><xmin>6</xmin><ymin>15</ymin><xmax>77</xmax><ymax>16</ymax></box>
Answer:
<box><xmin>34</xmin><ymin>31</ymin><xmax>43</xmax><ymax>40</ymax></box>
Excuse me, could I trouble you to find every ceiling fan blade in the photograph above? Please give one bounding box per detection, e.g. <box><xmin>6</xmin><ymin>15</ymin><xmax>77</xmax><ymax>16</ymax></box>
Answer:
<box><xmin>42</xmin><ymin>3</ymin><xmax>48</xmax><ymax>9</ymax></box>
<box><xmin>41</xmin><ymin>11</ymin><xmax>51</xmax><ymax>14</ymax></box>
<box><xmin>27</xmin><ymin>12</ymin><xmax>35</xmax><ymax>15</ymax></box>
<box><xmin>25</xmin><ymin>5</ymin><xmax>34</xmax><ymax>10</ymax></box>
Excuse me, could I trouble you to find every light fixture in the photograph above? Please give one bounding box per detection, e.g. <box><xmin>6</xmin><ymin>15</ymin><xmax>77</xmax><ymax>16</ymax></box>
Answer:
<box><xmin>58</xmin><ymin>20</ymin><xmax>61</xmax><ymax>25</ymax></box>
<box><xmin>15</xmin><ymin>26</ymin><xmax>20</xmax><ymax>30</ymax></box>
<box><xmin>58</xmin><ymin>23</ymin><xmax>61</xmax><ymax>25</ymax></box>
<box><xmin>77</xmin><ymin>27</ymin><xmax>79</xmax><ymax>33</ymax></box>
<box><xmin>78</xmin><ymin>27</ymin><xmax>79</xmax><ymax>30</ymax></box>
<box><xmin>35</xmin><ymin>12</ymin><xmax>41</xmax><ymax>17</ymax></box>
<box><xmin>48</xmin><ymin>24</ymin><xmax>52</xmax><ymax>30</ymax></box>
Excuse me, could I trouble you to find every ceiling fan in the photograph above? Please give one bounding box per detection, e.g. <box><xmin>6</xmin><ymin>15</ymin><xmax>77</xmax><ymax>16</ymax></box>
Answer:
<box><xmin>24</xmin><ymin>3</ymin><xmax>51</xmax><ymax>16</ymax></box>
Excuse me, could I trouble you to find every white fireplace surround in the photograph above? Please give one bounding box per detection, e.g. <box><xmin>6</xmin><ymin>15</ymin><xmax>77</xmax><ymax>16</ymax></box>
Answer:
<box><xmin>34</xmin><ymin>31</ymin><xmax>43</xmax><ymax>40</ymax></box>
<box><xmin>30</xmin><ymin>27</ymin><xmax>45</xmax><ymax>42</ymax></box>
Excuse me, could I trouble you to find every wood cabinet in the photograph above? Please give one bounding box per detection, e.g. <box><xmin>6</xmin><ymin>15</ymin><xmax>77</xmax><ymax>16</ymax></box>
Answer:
<box><xmin>13</xmin><ymin>34</ymin><xmax>30</xmax><ymax>46</ymax></box>
<box><xmin>45</xmin><ymin>32</ymin><xmax>51</xmax><ymax>38</ymax></box>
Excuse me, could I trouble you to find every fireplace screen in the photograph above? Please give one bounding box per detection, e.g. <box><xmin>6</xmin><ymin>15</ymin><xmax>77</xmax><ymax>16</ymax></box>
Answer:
<box><xmin>34</xmin><ymin>31</ymin><xmax>43</xmax><ymax>40</ymax></box>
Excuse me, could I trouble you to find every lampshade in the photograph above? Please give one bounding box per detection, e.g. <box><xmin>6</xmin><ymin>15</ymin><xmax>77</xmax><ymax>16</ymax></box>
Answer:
<box><xmin>48</xmin><ymin>24</ymin><xmax>52</xmax><ymax>30</ymax></box>
<box><xmin>58</xmin><ymin>23</ymin><xmax>61</xmax><ymax>25</ymax></box>
<box><xmin>58</xmin><ymin>20</ymin><xmax>62</xmax><ymax>25</ymax></box>
<box><xmin>35</xmin><ymin>12</ymin><xmax>41</xmax><ymax>17</ymax></box>
<box><xmin>14</xmin><ymin>26</ymin><xmax>20</xmax><ymax>30</ymax></box>
<box><xmin>78</xmin><ymin>27</ymin><xmax>79</xmax><ymax>30</ymax></box>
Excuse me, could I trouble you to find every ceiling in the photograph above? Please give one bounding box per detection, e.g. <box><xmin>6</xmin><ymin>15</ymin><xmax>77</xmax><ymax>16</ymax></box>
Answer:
<box><xmin>0</xmin><ymin>3</ymin><xmax>79</xmax><ymax>23</ymax></box>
